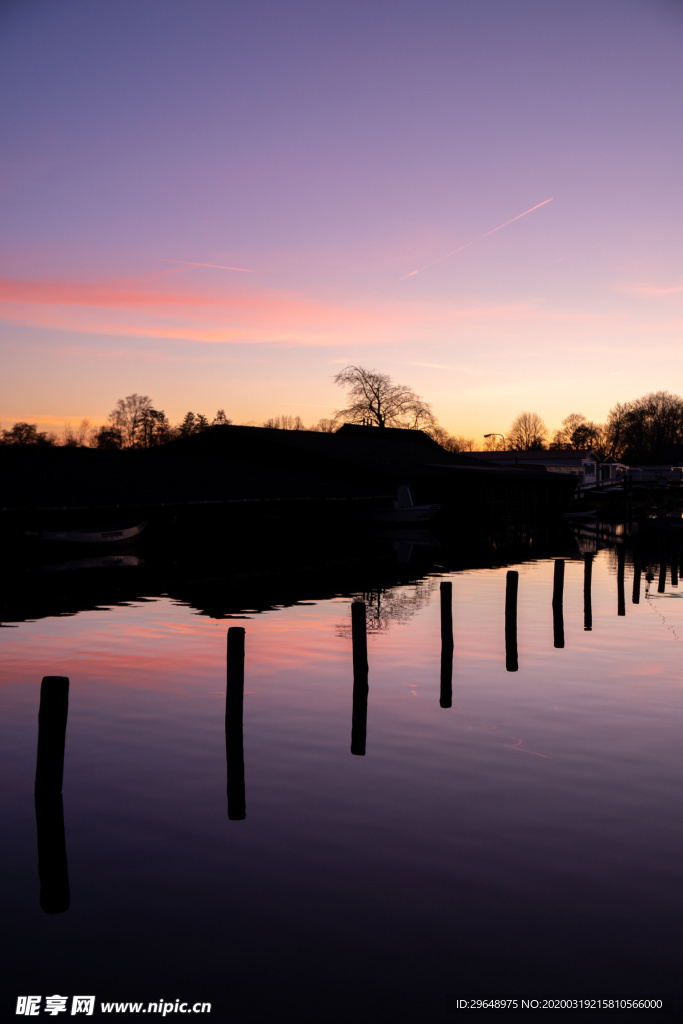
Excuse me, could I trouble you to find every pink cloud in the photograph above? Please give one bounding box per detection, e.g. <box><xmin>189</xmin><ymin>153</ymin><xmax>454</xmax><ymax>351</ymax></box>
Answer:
<box><xmin>1</xmin><ymin>271</ymin><xmax>665</xmax><ymax>351</ymax></box>
<box><xmin>0</xmin><ymin>272</ymin><xmax>537</xmax><ymax>346</ymax></box>
<box><xmin>0</xmin><ymin>273</ymin><xmax>391</xmax><ymax>345</ymax></box>
<box><xmin>616</xmin><ymin>279</ymin><xmax>683</xmax><ymax>297</ymax></box>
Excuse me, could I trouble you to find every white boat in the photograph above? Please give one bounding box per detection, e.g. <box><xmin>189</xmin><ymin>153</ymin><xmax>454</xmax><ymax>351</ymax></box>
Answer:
<box><xmin>26</xmin><ymin>522</ymin><xmax>146</xmax><ymax>544</ymax></box>
<box><xmin>368</xmin><ymin>485</ymin><xmax>440</xmax><ymax>524</ymax></box>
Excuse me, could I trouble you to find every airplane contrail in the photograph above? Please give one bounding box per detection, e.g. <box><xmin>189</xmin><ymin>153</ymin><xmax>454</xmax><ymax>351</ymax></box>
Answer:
<box><xmin>166</xmin><ymin>260</ymin><xmax>256</xmax><ymax>272</ymax></box>
<box><xmin>400</xmin><ymin>197</ymin><xmax>554</xmax><ymax>281</ymax></box>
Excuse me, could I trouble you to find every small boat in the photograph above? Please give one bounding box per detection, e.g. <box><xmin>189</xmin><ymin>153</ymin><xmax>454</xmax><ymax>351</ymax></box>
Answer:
<box><xmin>562</xmin><ymin>509</ymin><xmax>597</xmax><ymax>518</ymax></box>
<box><xmin>25</xmin><ymin>522</ymin><xmax>146</xmax><ymax>544</ymax></box>
<box><xmin>368</xmin><ymin>485</ymin><xmax>440</xmax><ymax>524</ymax></box>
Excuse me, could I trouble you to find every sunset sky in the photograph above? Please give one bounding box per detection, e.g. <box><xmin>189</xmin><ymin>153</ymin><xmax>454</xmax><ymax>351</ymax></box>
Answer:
<box><xmin>1</xmin><ymin>0</ymin><xmax>681</xmax><ymax>443</ymax></box>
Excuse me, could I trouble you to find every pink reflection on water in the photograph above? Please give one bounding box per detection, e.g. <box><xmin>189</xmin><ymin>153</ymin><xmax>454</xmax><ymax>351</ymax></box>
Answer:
<box><xmin>2</xmin><ymin>553</ymin><xmax>683</xmax><ymax>718</ymax></box>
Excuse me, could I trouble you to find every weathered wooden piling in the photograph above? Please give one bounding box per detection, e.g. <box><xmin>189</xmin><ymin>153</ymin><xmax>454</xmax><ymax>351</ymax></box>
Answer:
<box><xmin>351</xmin><ymin>601</ymin><xmax>369</xmax><ymax>755</ymax></box>
<box><xmin>583</xmin><ymin>553</ymin><xmax>593</xmax><ymax>630</ymax></box>
<box><xmin>617</xmin><ymin>547</ymin><xmax>626</xmax><ymax>617</ymax></box>
<box><xmin>35</xmin><ymin>676</ymin><xmax>69</xmax><ymax>796</ymax></box>
<box><xmin>552</xmin><ymin>559</ymin><xmax>565</xmax><ymax>649</ymax></box>
<box><xmin>672</xmin><ymin>550</ymin><xmax>678</xmax><ymax>587</ymax></box>
<box><xmin>440</xmin><ymin>581</ymin><xmax>454</xmax><ymax>649</ymax></box>
<box><xmin>632</xmin><ymin>554</ymin><xmax>641</xmax><ymax>605</ymax></box>
<box><xmin>35</xmin><ymin>794</ymin><xmax>70</xmax><ymax>913</ymax></box>
<box><xmin>439</xmin><ymin>582</ymin><xmax>453</xmax><ymax>708</ymax></box>
<box><xmin>505</xmin><ymin>570</ymin><xmax>519</xmax><ymax>672</ymax></box>
<box><xmin>225</xmin><ymin>627</ymin><xmax>246</xmax><ymax>820</ymax></box>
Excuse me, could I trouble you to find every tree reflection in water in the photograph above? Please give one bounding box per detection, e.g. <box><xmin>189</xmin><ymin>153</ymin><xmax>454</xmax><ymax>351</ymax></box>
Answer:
<box><xmin>337</xmin><ymin>579</ymin><xmax>438</xmax><ymax>637</ymax></box>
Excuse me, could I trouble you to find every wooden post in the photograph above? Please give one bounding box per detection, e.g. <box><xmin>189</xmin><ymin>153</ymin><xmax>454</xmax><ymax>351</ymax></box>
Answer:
<box><xmin>672</xmin><ymin>552</ymin><xmax>678</xmax><ymax>587</ymax></box>
<box><xmin>617</xmin><ymin>547</ymin><xmax>626</xmax><ymax>617</ymax></box>
<box><xmin>505</xmin><ymin>571</ymin><xmax>519</xmax><ymax>672</ymax></box>
<box><xmin>439</xmin><ymin>582</ymin><xmax>453</xmax><ymax>709</ymax></box>
<box><xmin>35</xmin><ymin>676</ymin><xmax>69</xmax><ymax>796</ymax></box>
<box><xmin>583</xmin><ymin>553</ymin><xmax>593</xmax><ymax>631</ymax></box>
<box><xmin>225</xmin><ymin>627</ymin><xmax>246</xmax><ymax>821</ymax></box>
<box><xmin>632</xmin><ymin>553</ymin><xmax>641</xmax><ymax>604</ymax></box>
<box><xmin>351</xmin><ymin>601</ymin><xmax>369</xmax><ymax>755</ymax></box>
<box><xmin>552</xmin><ymin>559</ymin><xmax>565</xmax><ymax>649</ymax></box>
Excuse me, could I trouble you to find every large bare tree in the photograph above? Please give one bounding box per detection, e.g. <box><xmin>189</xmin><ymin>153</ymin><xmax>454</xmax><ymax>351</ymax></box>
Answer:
<box><xmin>109</xmin><ymin>394</ymin><xmax>154</xmax><ymax>448</ymax></box>
<box><xmin>508</xmin><ymin>411</ymin><xmax>548</xmax><ymax>450</ymax></box>
<box><xmin>333</xmin><ymin>365</ymin><xmax>434</xmax><ymax>430</ymax></box>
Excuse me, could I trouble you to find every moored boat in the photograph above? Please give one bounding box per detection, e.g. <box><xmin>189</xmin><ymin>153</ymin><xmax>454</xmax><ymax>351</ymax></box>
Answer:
<box><xmin>25</xmin><ymin>521</ymin><xmax>146</xmax><ymax>544</ymax></box>
<box><xmin>367</xmin><ymin>485</ymin><xmax>440</xmax><ymax>524</ymax></box>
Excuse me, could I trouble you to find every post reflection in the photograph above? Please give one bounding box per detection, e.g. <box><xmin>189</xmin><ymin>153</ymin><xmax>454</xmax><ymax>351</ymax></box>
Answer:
<box><xmin>632</xmin><ymin>554</ymin><xmax>641</xmax><ymax>605</ymax></box>
<box><xmin>225</xmin><ymin>627</ymin><xmax>246</xmax><ymax>821</ymax></box>
<box><xmin>617</xmin><ymin>548</ymin><xmax>626</xmax><ymax>617</ymax></box>
<box><xmin>351</xmin><ymin>601</ymin><xmax>369</xmax><ymax>755</ymax></box>
<box><xmin>583</xmin><ymin>553</ymin><xmax>593</xmax><ymax>630</ymax></box>
<box><xmin>552</xmin><ymin>559</ymin><xmax>565</xmax><ymax>649</ymax></box>
<box><xmin>658</xmin><ymin>558</ymin><xmax>666</xmax><ymax>594</ymax></box>
<box><xmin>35</xmin><ymin>795</ymin><xmax>70</xmax><ymax>914</ymax></box>
<box><xmin>439</xmin><ymin>582</ymin><xmax>453</xmax><ymax>709</ymax></box>
<box><xmin>505</xmin><ymin>571</ymin><xmax>519</xmax><ymax>672</ymax></box>
<box><xmin>34</xmin><ymin>676</ymin><xmax>70</xmax><ymax>914</ymax></box>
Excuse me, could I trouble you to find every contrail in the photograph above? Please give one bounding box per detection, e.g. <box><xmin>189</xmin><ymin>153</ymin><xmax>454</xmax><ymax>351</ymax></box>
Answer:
<box><xmin>166</xmin><ymin>260</ymin><xmax>256</xmax><ymax>273</ymax></box>
<box><xmin>400</xmin><ymin>197</ymin><xmax>554</xmax><ymax>281</ymax></box>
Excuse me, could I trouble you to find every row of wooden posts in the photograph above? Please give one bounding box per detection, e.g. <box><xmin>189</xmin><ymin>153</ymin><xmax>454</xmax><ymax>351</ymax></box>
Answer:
<box><xmin>30</xmin><ymin>551</ymin><xmax>675</xmax><ymax>911</ymax></box>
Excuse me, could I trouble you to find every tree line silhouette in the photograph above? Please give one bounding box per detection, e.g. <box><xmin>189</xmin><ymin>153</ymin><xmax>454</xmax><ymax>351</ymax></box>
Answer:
<box><xmin>2</xmin><ymin>368</ymin><xmax>683</xmax><ymax>464</ymax></box>
<box><xmin>487</xmin><ymin>393</ymin><xmax>683</xmax><ymax>462</ymax></box>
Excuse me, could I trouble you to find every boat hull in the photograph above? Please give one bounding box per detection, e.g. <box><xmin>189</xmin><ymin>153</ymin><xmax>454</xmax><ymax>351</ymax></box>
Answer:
<box><xmin>27</xmin><ymin>522</ymin><xmax>147</xmax><ymax>544</ymax></box>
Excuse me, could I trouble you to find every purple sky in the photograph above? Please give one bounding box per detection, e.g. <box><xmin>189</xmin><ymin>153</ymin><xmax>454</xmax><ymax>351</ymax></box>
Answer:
<box><xmin>1</xmin><ymin>0</ymin><xmax>681</xmax><ymax>441</ymax></box>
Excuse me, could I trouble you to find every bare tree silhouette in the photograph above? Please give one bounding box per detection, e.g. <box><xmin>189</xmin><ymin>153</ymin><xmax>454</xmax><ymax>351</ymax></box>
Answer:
<box><xmin>333</xmin><ymin>365</ymin><xmax>435</xmax><ymax>430</ymax></box>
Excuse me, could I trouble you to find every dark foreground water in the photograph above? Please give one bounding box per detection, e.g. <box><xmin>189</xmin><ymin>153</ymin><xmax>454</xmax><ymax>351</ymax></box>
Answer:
<box><xmin>2</xmin><ymin>537</ymin><xmax>682</xmax><ymax>1022</ymax></box>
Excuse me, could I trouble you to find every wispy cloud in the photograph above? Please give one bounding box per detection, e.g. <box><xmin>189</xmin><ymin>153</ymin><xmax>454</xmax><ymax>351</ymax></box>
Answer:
<box><xmin>407</xmin><ymin>361</ymin><xmax>488</xmax><ymax>374</ymax></box>
<box><xmin>0</xmin><ymin>274</ymin><xmax>391</xmax><ymax>345</ymax></box>
<box><xmin>616</xmin><ymin>279</ymin><xmax>683</xmax><ymax>297</ymax></box>
<box><xmin>1</xmin><ymin>271</ymin><xmax>670</xmax><ymax>352</ymax></box>
<box><xmin>165</xmin><ymin>260</ymin><xmax>258</xmax><ymax>273</ymax></box>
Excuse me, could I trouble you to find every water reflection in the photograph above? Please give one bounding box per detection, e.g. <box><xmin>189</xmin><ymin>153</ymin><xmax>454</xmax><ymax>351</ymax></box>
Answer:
<box><xmin>350</xmin><ymin>601</ymin><xmax>369</xmax><ymax>756</ymax></box>
<box><xmin>583</xmin><ymin>553</ymin><xmax>593</xmax><ymax>630</ymax></box>
<box><xmin>439</xmin><ymin>582</ymin><xmax>453</xmax><ymax>709</ymax></box>
<box><xmin>552</xmin><ymin>559</ymin><xmax>565</xmax><ymax>648</ymax></box>
<box><xmin>225</xmin><ymin>628</ymin><xmax>246</xmax><ymax>821</ymax></box>
<box><xmin>34</xmin><ymin>795</ymin><xmax>70</xmax><ymax>914</ymax></box>
<box><xmin>2</xmin><ymin>527</ymin><xmax>683</xmax><ymax>1013</ymax></box>
<box><xmin>34</xmin><ymin>676</ymin><xmax>70</xmax><ymax>914</ymax></box>
<box><xmin>617</xmin><ymin>548</ymin><xmax>626</xmax><ymax>617</ymax></box>
<box><xmin>343</xmin><ymin>580</ymin><xmax>438</xmax><ymax>635</ymax></box>
<box><xmin>632</xmin><ymin>554</ymin><xmax>641</xmax><ymax>605</ymax></box>
<box><xmin>505</xmin><ymin>570</ymin><xmax>519</xmax><ymax>672</ymax></box>
<box><xmin>658</xmin><ymin>558</ymin><xmax>667</xmax><ymax>594</ymax></box>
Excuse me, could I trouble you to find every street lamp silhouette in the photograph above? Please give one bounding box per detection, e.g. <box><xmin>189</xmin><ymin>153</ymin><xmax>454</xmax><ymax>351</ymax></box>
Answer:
<box><xmin>484</xmin><ymin>433</ymin><xmax>506</xmax><ymax>449</ymax></box>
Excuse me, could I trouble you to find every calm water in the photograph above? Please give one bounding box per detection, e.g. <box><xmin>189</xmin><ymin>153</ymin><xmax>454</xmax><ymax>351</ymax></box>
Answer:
<box><xmin>2</xmin><ymin>539</ymin><xmax>682</xmax><ymax>1021</ymax></box>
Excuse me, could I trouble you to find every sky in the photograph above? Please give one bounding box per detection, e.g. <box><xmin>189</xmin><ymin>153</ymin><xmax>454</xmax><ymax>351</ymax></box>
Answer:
<box><xmin>1</xmin><ymin>0</ymin><xmax>682</xmax><ymax>443</ymax></box>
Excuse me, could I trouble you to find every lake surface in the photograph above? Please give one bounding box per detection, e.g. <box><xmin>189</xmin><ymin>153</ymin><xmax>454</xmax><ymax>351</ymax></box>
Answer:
<box><xmin>2</xmin><ymin>533</ymin><xmax>682</xmax><ymax>1021</ymax></box>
